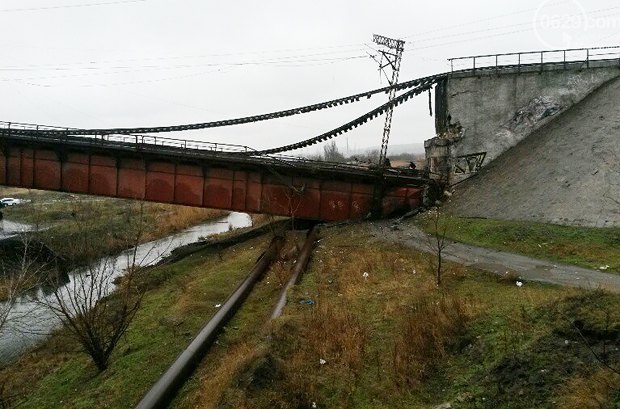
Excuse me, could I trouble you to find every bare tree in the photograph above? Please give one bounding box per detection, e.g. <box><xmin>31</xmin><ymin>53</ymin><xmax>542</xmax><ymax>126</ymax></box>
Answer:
<box><xmin>425</xmin><ymin>209</ymin><xmax>450</xmax><ymax>287</ymax></box>
<box><xmin>0</xmin><ymin>235</ymin><xmax>46</xmax><ymax>338</ymax></box>
<box><xmin>323</xmin><ymin>141</ymin><xmax>346</xmax><ymax>163</ymax></box>
<box><xmin>41</xmin><ymin>203</ymin><xmax>148</xmax><ymax>372</ymax></box>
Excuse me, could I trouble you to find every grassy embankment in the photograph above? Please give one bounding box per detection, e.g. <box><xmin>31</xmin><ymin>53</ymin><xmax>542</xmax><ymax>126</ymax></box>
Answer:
<box><xmin>0</xmin><ymin>189</ymin><xmax>228</xmax><ymax>301</ymax></box>
<box><xmin>2</xmin><ymin>222</ymin><xmax>619</xmax><ymax>408</ymax></box>
<box><xmin>1</xmin><ymin>189</ymin><xmax>227</xmax><ymax>263</ymax></box>
<box><xmin>416</xmin><ymin>215</ymin><xmax>620</xmax><ymax>274</ymax></box>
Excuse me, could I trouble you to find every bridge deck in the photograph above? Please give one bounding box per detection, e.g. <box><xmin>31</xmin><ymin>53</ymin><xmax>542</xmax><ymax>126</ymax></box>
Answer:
<box><xmin>0</xmin><ymin>132</ymin><xmax>429</xmax><ymax>221</ymax></box>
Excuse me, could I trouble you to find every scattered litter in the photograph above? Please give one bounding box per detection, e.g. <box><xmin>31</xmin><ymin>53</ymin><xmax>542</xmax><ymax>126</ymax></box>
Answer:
<box><xmin>362</xmin><ymin>272</ymin><xmax>369</xmax><ymax>280</ymax></box>
<box><xmin>564</xmin><ymin>340</ymin><xmax>570</xmax><ymax>345</ymax></box>
<box><xmin>537</xmin><ymin>244</ymin><xmax>542</xmax><ymax>248</ymax></box>
<box><xmin>516</xmin><ymin>281</ymin><xmax>523</xmax><ymax>288</ymax></box>
<box><xmin>319</xmin><ymin>358</ymin><xmax>326</xmax><ymax>365</ymax></box>
<box><xmin>299</xmin><ymin>299</ymin><xmax>315</xmax><ymax>305</ymax></box>
<box><xmin>214</xmin><ymin>304</ymin><xmax>222</xmax><ymax>308</ymax></box>
<box><xmin>412</xmin><ymin>268</ymin><xmax>417</xmax><ymax>275</ymax></box>
<box><xmin>599</xmin><ymin>265</ymin><xmax>610</xmax><ymax>271</ymax></box>
<box><xmin>312</xmin><ymin>403</ymin><xmax>317</xmax><ymax>409</ymax></box>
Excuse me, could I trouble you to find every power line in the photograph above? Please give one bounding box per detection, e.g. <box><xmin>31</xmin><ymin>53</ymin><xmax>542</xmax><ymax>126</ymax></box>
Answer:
<box><xmin>0</xmin><ymin>55</ymin><xmax>371</xmax><ymax>82</ymax></box>
<box><xmin>406</xmin><ymin>28</ymin><xmax>534</xmax><ymax>51</ymax></box>
<box><xmin>401</xmin><ymin>0</ymin><xmax>570</xmax><ymax>39</ymax></box>
<box><xmin>410</xmin><ymin>6</ymin><xmax>620</xmax><ymax>45</ymax></box>
<box><xmin>0</xmin><ymin>46</ymin><xmax>368</xmax><ymax>72</ymax></box>
<box><xmin>0</xmin><ymin>75</ymin><xmax>435</xmax><ymax>136</ymax></box>
<box><xmin>0</xmin><ymin>0</ymin><xmax>147</xmax><ymax>13</ymax></box>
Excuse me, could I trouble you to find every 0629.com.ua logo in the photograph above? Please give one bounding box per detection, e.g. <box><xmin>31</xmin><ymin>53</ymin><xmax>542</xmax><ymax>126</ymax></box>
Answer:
<box><xmin>533</xmin><ymin>0</ymin><xmax>620</xmax><ymax>49</ymax></box>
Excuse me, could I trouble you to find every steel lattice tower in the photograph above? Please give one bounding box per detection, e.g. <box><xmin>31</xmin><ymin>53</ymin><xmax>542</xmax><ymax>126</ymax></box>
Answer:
<box><xmin>372</xmin><ymin>34</ymin><xmax>405</xmax><ymax>167</ymax></box>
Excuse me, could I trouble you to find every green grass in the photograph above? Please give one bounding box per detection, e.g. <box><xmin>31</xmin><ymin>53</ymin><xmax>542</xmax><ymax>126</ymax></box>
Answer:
<box><xmin>416</xmin><ymin>215</ymin><xmax>620</xmax><ymax>274</ymax></box>
<box><xmin>0</xmin><ymin>234</ymin><xmax>272</xmax><ymax>408</ymax></box>
<box><xmin>1</xmin><ymin>190</ymin><xmax>225</xmax><ymax>265</ymax></box>
<box><xmin>2</xmin><ymin>223</ymin><xmax>619</xmax><ymax>409</ymax></box>
<box><xmin>206</xmin><ymin>224</ymin><xmax>620</xmax><ymax>409</ymax></box>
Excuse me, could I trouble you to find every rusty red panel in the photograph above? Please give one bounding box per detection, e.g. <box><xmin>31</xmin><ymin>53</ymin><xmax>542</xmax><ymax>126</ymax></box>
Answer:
<box><xmin>0</xmin><ymin>154</ymin><xmax>6</xmax><ymax>184</ymax></box>
<box><xmin>62</xmin><ymin>163</ymin><xmax>89</xmax><ymax>193</ymax></box>
<box><xmin>234</xmin><ymin>170</ymin><xmax>248</xmax><ymax>181</ymax></box>
<box><xmin>20</xmin><ymin>149</ymin><xmax>34</xmax><ymax>188</ymax></box>
<box><xmin>232</xmin><ymin>180</ymin><xmax>247</xmax><ymax>211</ymax></box>
<box><xmin>35</xmin><ymin>149</ymin><xmax>57</xmax><ymax>161</ymax></box>
<box><xmin>175</xmin><ymin>174</ymin><xmax>203</xmax><ymax>206</ymax></box>
<box><xmin>246</xmin><ymin>181</ymin><xmax>262</xmax><ymax>212</ymax></box>
<box><xmin>207</xmin><ymin>168</ymin><xmax>233</xmax><ymax>180</ymax></box>
<box><xmin>177</xmin><ymin>164</ymin><xmax>202</xmax><ymax>177</ymax></box>
<box><xmin>89</xmin><ymin>165</ymin><xmax>117</xmax><ymax>196</ymax></box>
<box><xmin>34</xmin><ymin>159</ymin><xmax>61</xmax><ymax>190</ymax></box>
<box><xmin>120</xmin><ymin>158</ymin><xmax>146</xmax><ymax>171</ymax></box>
<box><xmin>352</xmin><ymin>183</ymin><xmax>374</xmax><ymax>195</ymax></box>
<box><xmin>66</xmin><ymin>152</ymin><xmax>89</xmax><ymax>164</ymax></box>
<box><xmin>290</xmin><ymin>188</ymin><xmax>321</xmax><ymax>219</ymax></box>
<box><xmin>320</xmin><ymin>190</ymin><xmax>351</xmax><ymax>221</ymax></box>
<box><xmin>261</xmin><ymin>184</ymin><xmax>295</xmax><ymax>216</ymax></box>
<box><xmin>148</xmin><ymin>161</ymin><xmax>175</xmax><ymax>173</ymax></box>
<box><xmin>204</xmin><ymin>177</ymin><xmax>233</xmax><ymax>209</ymax></box>
<box><xmin>248</xmin><ymin>171</ymin><xmax>261</xmax><ymax>183</ymax></box>
<box><xmin>146</xmin><ymin>172</ymin><xmax>174</xmax><ymax>203</ymax></box>
<box><xmin>90</xmin><ymin>155</ymin><xmax>116</xmax><ymax>167</ymax></box>
<box><xmin>350</xmin><ymin>193</ymin><xmax>373</xmax><ymax>219</ymax></box>
<box><xmin>117</xmin><ymin>168</ymin><xmax>146</xmax><ymax>199</ymax></box>
<box><xmin>322</xmin><ymin>180</ymin><xmax>351</xmax><ymax>192</ymax></box>
<box><xmin>263</xmin><ymin>174</ymin><xmax>292</xmax><ymax>186</ymax></box>
<box><xmin>381</xmin><ymin>198</ymin><xmax>406</xmax><ymax>217</ymax></box>
<box><xmin>7</xmin><ymin>155</ymin><xmax>21</xmax><ymax>186</ymax></box>
<box><xmin>385</xmin><ymin>187</ymin><xmax>409</xmax><ymax>198</ymax></box>
<box><xmin>293</xmin><ymin>176</ymin><xmax>321</xmax><ymax>190</ymax></box>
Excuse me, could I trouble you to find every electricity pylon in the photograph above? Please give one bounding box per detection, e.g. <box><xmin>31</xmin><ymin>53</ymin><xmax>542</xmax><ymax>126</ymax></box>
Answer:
<box><xmin>372</xmin><ymin>34</ymin><xmax>405</xmax><ymax>168</ymax></box>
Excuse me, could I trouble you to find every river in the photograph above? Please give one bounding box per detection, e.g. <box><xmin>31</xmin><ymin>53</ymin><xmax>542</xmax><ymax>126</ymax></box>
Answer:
<box><xmin>0</xmin><ymin>212</ymin><xmax>252</xmax><ymax>363</ymax></box>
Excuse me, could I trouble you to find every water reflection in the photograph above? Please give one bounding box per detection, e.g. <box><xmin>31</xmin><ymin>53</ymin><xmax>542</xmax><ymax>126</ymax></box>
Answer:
<box><xmin>0</xmin><ymin>212</ymin><xmax>251</xmax><ymax>363</ymax></box>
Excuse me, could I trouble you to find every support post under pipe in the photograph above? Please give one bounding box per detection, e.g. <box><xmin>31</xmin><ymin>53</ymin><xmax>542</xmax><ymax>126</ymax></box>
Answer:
<box><xmin>135</xmin><ymin>235</ymin><xmax>284</xmax><ymax>409</ymax></box>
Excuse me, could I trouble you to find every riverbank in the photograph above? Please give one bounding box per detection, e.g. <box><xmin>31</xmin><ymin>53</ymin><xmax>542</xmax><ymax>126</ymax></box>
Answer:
<box><xmin>1</xmin><ymin>189</ymin><xmax>228</xmax><ymax>264</ymax></box>
<box><xmin>0</xmin><ymin>189</ymin><xmax>228</xmax><ymax>301</ymax></box>
<box><xmin>2</xmin><ymin>221</ymin><xmax>618</xmax><ymax>408</ymax></box>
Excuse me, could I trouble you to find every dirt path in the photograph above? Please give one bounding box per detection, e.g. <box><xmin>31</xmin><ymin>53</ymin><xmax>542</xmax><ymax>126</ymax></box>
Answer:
<box><xmin>368</xmin><ymin>220</ymin><xmax>620</xmax><ymax>293</ymax></box>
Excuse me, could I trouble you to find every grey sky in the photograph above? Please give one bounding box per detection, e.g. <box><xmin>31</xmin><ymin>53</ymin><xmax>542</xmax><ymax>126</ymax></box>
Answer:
<box><xmin>1</xmin><ymin>0</ymin><xmax>619</xmax><ymax>155</ymax></box>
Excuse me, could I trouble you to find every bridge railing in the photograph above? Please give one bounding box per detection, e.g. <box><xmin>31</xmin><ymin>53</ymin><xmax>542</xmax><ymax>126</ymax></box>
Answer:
<box><xmin>448</xmin><ymin>46</ymin><xmax>620</xmax><ymax>75</ymax></box>
<box><xmin>0</xmin><ymin>120</ymin><xmax>253</xmax><ymax>154</ymax></box>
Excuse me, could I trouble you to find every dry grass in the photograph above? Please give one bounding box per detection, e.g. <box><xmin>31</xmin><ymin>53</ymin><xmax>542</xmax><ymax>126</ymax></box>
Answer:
<box><xmin>192</xmin><ymin>343</ymin><xmax>263</xmax><ymax>409</ymax></box>
<box><xmin>392</xmin><ymin>295</ymin><xmax>473</xmax><ymax>388</ymax></box>
<box><xmin>141</xmin><ymin>203</ymin><xmax>226</xmax><ymax>239</ymax></box>
<box><xmin>555</xmin><ymin>369</ymin><xmax>620</xmax><ymax>408</ymax></box>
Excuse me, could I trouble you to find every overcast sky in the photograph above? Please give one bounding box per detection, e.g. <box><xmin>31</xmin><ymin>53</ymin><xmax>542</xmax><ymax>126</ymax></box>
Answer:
<box><xmin>1</xmin><ymin>0</ymin><xmax>619</xmax><ymax>155</ymax></box>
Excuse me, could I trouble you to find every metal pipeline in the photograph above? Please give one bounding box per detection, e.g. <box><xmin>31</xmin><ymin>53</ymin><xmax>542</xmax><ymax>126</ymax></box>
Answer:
<box><xmin>271</xmin><ymin>226</ymin><xmax>319</xmax><ymax>319</ymax></box>
<box><xmin>135</xmin><ymin>235</ymin><xmax>284</xmax><ymax>409</ymax></box>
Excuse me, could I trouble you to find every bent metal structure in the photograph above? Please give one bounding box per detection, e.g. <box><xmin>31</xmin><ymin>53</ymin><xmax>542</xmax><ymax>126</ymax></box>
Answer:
<box><xmin>2</xmin><ymin>46</ymin><xmax>619</xmax><ymax>221</ymax></box>
<box><xmin>0</xmin><ymin>131</ymin><xmax>427</xmax><ymax>221</ymax></box>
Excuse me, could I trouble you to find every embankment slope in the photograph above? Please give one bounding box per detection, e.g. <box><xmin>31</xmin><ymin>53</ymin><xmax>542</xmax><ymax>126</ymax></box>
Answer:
<box><xmin>446</xmin><ymin>76</ymin><xmax>620</xmax><ymax>227</ymax></box>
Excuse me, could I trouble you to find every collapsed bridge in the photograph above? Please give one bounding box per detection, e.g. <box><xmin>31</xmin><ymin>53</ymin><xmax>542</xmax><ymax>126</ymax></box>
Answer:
<box><xmin>2</xmin><ymin>45</ymin><xmax>619</xmax><ymax>222</ymax></box>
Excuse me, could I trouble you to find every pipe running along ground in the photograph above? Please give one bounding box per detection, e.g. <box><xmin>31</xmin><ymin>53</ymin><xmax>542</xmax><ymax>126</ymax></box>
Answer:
<box><xmin>134</xmin><ymin>235</ymin><xmax>284</xmax><ymax>409</ymax></box>
<box><xmin>271</xmin><ymin>226</ymin><xmax>319</xmax><ymax>319</ymax></box>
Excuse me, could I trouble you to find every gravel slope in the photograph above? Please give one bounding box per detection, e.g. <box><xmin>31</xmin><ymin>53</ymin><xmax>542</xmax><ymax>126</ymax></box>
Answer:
<box><xmin>446</xmin><ymin>76</ymin><xmax>620</xmax><ymax>227</ymax></box>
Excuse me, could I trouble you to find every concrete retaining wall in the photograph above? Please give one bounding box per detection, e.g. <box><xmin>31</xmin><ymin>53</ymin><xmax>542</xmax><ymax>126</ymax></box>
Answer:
<box><xmin>431</xmin><ymin>64</ymin><xmax>620</xmax><ymax>184</ymax></box>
